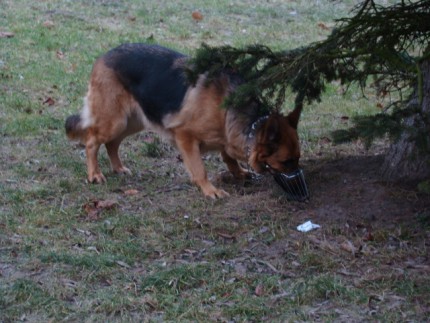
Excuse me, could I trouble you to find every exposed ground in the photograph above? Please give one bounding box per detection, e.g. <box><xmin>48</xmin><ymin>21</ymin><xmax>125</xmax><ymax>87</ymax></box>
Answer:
<box><xmin>1</xmin><ymin>0</ymin><xmax>429</xmax><ymax>321</ymax></box>
<box><xmin>4</xmin><ymin>132</ymin><xmax>429</xmax><ymax>321</ymax></box>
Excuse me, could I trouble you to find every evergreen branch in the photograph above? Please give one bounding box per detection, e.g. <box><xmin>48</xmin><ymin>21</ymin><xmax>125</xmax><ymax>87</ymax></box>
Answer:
<box><xmin>187</xmin><ymin>0</ymin><xmax>430</xmax><ymax>152</ymax></box>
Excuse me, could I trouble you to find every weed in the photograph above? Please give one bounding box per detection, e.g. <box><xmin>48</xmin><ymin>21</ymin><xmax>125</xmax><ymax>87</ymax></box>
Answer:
<box><xmin>141</xmin><ymin>264</ymin><xmax>211</xmax><ymax>293</ymax></box>
<box><xmin>142</xmin><ymin>136</ymin><xmax>166</xmax><ymax>158</ymax></box>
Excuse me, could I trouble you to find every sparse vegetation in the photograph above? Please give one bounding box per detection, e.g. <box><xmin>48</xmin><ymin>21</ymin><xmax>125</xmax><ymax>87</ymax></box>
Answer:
<box><xmin>1</xmin><ymin>0</ymin><xmax>429</xmax><ymax>322</ymax></box>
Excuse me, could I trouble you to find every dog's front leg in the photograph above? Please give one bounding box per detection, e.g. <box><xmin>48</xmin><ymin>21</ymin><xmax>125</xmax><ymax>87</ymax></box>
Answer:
<box><xmin>175</xmin><ymin>133</ymin><xmax>229</xmax><ymax>199</ymax></box>
<box><xmin>221</xmin><ymin>150</ymin><xmax>252</xmax><ymax>180</ymax></box>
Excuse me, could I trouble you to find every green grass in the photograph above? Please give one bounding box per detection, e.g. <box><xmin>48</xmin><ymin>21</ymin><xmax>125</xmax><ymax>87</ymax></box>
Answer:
<box><xmin>1</xmin><ymin>0</ymin><xmax>429</xmax><ymax>322</ymax></box>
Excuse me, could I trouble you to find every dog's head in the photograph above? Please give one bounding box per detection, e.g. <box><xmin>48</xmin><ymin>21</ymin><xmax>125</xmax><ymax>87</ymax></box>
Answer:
<box><xmin>249</xmin><ymin>106</ymin><xmax>302</xmax><ymax>174</ymax></box>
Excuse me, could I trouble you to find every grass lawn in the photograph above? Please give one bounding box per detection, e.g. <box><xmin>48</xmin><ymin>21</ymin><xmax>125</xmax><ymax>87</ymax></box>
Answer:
<box><xmin>1</xmin><ymin>0</ymin><xmax>429</xmax><ymax>321</ymax></box>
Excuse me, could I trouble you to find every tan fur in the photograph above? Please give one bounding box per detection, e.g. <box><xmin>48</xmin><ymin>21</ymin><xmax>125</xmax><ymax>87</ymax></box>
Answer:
<box><xmin>67</xmin><ymin>59</ymin><xmax>301</xmax><ymax>198</ymax></box>
<box><xmin>78</xmin><ymin>59</ymin><xmax>144</xmax><ymax>183</ymax></box>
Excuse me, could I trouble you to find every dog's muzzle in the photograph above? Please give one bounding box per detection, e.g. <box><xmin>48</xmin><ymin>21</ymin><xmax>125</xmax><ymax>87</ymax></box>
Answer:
<box><xmin>271</xmin><ymin>167</ymin><xmax>310</xmax><ymax>202</ymax></box>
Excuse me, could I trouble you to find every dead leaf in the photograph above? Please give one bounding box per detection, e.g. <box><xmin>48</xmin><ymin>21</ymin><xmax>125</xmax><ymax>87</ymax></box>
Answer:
<box><xmin>124</xmin><ymin>189</ymin><xmax>139</xmax><ymax>196</ymax></box>
<box><xmin>94</xmin><ymin>199</ymin><xmax>118</xmax><ymax>209</ymax></box>
<box><xmin>405</xmin><ymin>261</ymin><xmax>430</xmax><ymax>271</ymax></box>
<box><xmin>43</xmin><ymin>97</ymin><xmax>55</xmax><ymax>106</ymax></box>
<box><xmin>43</xmin><ymin>20</ymin><xmax>55</xmax><ymax>28</ymax></box>
<box><xmin>340</xmin><ymin>240</ymin><xmax>357</xmax><ymax>256</ymax></box>
<box><xmin>271</xmin><ymin>291</ymin><xmax>291</xmax><ymax>300</ymax></box>
<box><xmin>308</xmin><ymin>236</ymin><xmax>338</xmax><ymax>254</ymax></box>
<box><xmin>82</xmin><ymin>199</ymin><xmax>118</xmax><ymax>221</ymax></box>
<box><xmin>255</xmin><ymin>259</ymin><xmax>279</xmax><ymax>273</ymax></box>
<box><xmin>142</xmin><ymin>295</ymin><xmax>158</xmax><ymax>309</ymax></box>
<box><xmin>0</xmin><ymin>31</ymin><xmax>15</xmax><ymax>38</ymax></box>
<box><xmin>217</xmin><ymin>232</ymin><xmax>235</xmax><ymax>240</ymax></box>
<box><xmin>76</xmin><ymin>228</ymin><xmax>92</xmax><ymax>236</ymax></box>
<box><xmin>56</xmin><ymin>50</ymin><xmax>65</xmax><ymax>60</ymax></box>
<box><xmin>87</xmin><ymin>246</ymin><xmax>100</xmax><ymax>254</ymax></box>
<box><xmin>337</xmin><ymin>269</ymin><xmax>360</xmax><ymax>277</ymax></box>
<box><xmin>83</xmin><ymin>205</ymin><xmax>100</xmax><ymax>221</ymax></box>
<box><xmin>319</xmin><ymin>136</ymin><xmax>332</xmax><ymax>144</ymax></box>
<box><xmin>317</xmin><ymin>22</ymin><xmax>330</xmax><ymax>31</ymax></box>
<box><xmin>116</xmin><ymin>260</ymin><xmax>131</xmax><ymax>269</ymax></box>
<box><xmin>192</xmin><ymin>11</ymin><xmax>203</xmax><ymax>21</ymax></box>
<box><xmin>61</xmin><ymin>278</ymin><xmax>78</xmax><ymax>288</ymax></box>
<box><xmin>363</xmin><ymin>231</ymin><xmax>374</xmax><ymax>241</ymax></box>
<box><xmin>67</xmin><ymin>63</ymin><xmax>77</xmax><ymax>73</ymax></box>
<box><xmin>255</xmin><ymin>284</ymin><xmax>265</xmax><ymax>296</ymax></box>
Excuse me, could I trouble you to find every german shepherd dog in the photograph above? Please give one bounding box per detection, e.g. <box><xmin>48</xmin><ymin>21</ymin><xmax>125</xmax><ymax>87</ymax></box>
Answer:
<box><xmin>65</xmin><ymin>43</ymin><xmax>302</xmax><ymax>198</ymax></box>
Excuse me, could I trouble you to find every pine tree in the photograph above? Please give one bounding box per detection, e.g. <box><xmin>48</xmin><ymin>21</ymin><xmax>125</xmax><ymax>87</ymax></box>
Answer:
<box><xmin>187</xmin><ymin>0</ymin><xmax>430</xmax><ymax>181</ymax></box>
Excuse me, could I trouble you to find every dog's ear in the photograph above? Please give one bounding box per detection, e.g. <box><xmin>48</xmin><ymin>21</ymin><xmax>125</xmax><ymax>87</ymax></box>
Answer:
<box><xmin>287</xmin><ymin>103</ymin><xmax>303</xmax><ymax>130</ymax></box>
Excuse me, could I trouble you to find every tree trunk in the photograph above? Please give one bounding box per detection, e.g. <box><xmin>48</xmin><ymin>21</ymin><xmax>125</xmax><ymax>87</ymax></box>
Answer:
<box><xmin>381</xmin><ymin>59</ymin><xmax>430</xmax><ymax>182</ymax></box>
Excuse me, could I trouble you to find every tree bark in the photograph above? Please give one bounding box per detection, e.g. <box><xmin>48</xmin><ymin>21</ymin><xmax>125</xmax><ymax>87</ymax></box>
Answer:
<box><xmin>381</xmin><ymin>59</ymin><xmax>430</xmax><ymax>182</ymax></box>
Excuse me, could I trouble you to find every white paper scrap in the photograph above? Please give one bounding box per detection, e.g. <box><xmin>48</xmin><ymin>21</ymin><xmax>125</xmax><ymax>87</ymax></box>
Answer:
<box><xmin>297</xmin><ymin>220</ymin><xmax>321</xmax><ymax>232</ymax></box>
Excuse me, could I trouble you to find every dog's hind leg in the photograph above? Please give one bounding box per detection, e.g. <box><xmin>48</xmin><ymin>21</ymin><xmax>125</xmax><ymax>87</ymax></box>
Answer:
<box><xmin>84</xmin><ymin>59</ymin><xmax>145</xmax><ymax>183</ymax></box>
<box><xmin>86</xmin><ymin>118</ymin><xmax>134</xmax><ymax>182</ymax></box>
<box><xmin>105</xmin><ymin>136</ymin><xmax>131</xmax><ymax>175</ymax></box>
<box><xmin>106</xmin><ymin>111</ymin><xmax>145</xmax><ymax>175</ymax></box>
<box><xmin>85</xmin><ymin>132</ymin><xmax>106</xmax><ymax>183</ymax></box>
<box><xmin>86</xmin><ymin>117</ymin><xmax>137</xmax><ymax>182</ymax></box>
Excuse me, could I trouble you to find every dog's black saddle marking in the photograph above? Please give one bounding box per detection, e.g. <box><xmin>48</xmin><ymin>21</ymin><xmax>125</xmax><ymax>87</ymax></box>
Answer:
<box><xmin>104</xmin><ymin>43</ymin><xmax>189</xmax><ymax>124</ymax></box>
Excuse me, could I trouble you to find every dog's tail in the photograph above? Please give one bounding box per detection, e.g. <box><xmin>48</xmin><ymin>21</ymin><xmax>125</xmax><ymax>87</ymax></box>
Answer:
<box><xmin>65</xmin><ymin>114</ymin><xmax>86</xmax><ymax>141</ymax></box>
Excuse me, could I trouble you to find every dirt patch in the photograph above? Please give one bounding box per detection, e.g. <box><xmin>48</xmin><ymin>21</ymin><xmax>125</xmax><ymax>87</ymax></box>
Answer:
<box><xmin>210</xmin><ymin>149</ymin><xmax>430</xmax><ymax>319</ymax></box>
<box><xmin>304</xmin><ymin>154</ymin><xmax>429</xmax><ymax>228</ymax></box>
<box><xmin>218</xmin><ymin>149</ymin><xmax>429</xmax><ymax>228</ymax></box>
<box><xmin>2</xmin><ymin>131</ymin><xmax>429</xmax><ymax>321</ymax></box>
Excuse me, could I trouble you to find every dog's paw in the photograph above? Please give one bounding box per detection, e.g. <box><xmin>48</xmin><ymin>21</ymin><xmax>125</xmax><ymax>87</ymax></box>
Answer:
<box><xmin>88</xmin><ymin>173</ymin><xmax>106</xmax><ymax>184</ymax></box>
<box><xmin>204</xmin><ymin>187</ymin><xmax>230</xmax><ymax>199</ymax></box>
<box><xmin>114</xmin><ymin>166</ymin><xmax>131</xmax><ymax>175</ymax></box>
